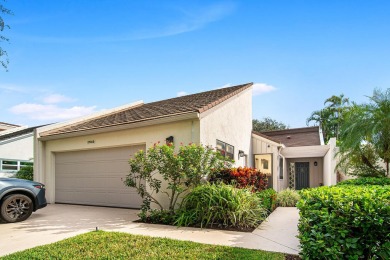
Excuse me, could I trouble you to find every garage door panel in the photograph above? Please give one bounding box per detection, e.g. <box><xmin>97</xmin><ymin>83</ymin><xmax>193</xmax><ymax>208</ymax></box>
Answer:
<box><xmin>56</xmin><ymin>161</ymin><xmax>130</xmax><ymax>175</ymax></box>
<box><xmin>55</xmin><ymin>145</ymin><xmax>144</xmax><ymax>208</ymax></box>
<box><xmin>56</xmin><ymin>175</ymin><xmax>129</xmax><ymax>190</ymax></box>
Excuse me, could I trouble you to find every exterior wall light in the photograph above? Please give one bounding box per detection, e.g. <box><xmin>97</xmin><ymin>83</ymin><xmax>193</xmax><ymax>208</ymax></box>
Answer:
<box><xmin>238</xmin><ymin>150</ymin><xmax>245</xmax><ymax>158</ymax></box>
<box><xmin>166</xmin><ymin>136</ymin><xmax>174</xmax><ymax>145</ymax></box>
<box><xmin>314</xmin><ymin>161</ymin><xmax>318</xmax><ymax>166</ymax></box>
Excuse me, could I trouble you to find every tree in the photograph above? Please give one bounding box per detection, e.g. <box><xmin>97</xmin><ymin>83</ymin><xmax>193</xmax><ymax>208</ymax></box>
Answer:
<box><xmin>307</xmin><ymin>94</ymin><xmax>350</xmax><ymax>142</ymax></box>
<box><xmin>0</xmin><ymin>1</ymin><xmax>12</xmax><ymax>70</ymax></box>
<box><xmin>338</xmin><ymin>88</ymin><xmax>390</xmax><ymax>177</ymax></box>
<box><xmin>252</xmin><ymin>117</ymin><xmax>288</xmax><ymax>132</ymax></box>
<box><xmin>125</xmin><ymin>143</ymin><xmax>232</xmax><ymax>214</ymax></box>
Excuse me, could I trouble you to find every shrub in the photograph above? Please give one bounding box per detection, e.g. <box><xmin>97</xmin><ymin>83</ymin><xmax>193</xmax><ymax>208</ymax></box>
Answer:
<box><xmin>138</xmin><ymin>209</ymin><xmax>176</xmax><ymax>225</ymax></box>
<box><xmin>15</xmin><ymin>165</ymin><xmax>33</xmax><ymax>181</ymax></box>
<box><xmin>210</xmin><ymin>167</ymin><xmax>268</xmax><ymax>192</ymax></box>
<box><xmin>256</xmin><ymin>189</ymin><xmax>277</xmax><ymax>213</ymax></box>
<box><xmin>297</xmin><ymin>186</ymin><xmax>390</xmax><ymax>259</ymax></box>
<box><xmin>276</xmin><ymin>188</ymin><xmax>300</xmax><ymax>207</ymax></box>
<box><xmin>125</xmin><ymin>143</ymin><xmax>231</xmax><ymax>214</ymax></box>
<box><xmin>337</xmin><ymin>177</ymin><xmax>390</xmax><ymax>186</ymax></box>
<box><xmin>175</xmin><ymin>183</ymin><xmax>267</xmax><ymax>229</ymax></box>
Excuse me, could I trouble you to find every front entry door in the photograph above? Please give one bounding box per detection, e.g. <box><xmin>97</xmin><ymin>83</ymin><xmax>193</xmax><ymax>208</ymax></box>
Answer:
<box><xmin>295</xmin><ymin>162</ymin><xmax>309</xmax><ymax>190</ymax></box>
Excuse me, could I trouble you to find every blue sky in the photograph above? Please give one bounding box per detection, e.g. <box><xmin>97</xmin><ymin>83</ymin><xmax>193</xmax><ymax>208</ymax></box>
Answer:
<box><xmin>1</xmin><ymin>0</ymin><xmax>390</xmax><ymax>128</ymax></box>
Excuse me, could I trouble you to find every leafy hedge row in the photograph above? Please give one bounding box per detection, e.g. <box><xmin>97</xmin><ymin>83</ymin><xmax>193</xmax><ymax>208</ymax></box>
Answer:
<box><xmin>337</xmin><ymin>177</ymin><xmax>390</xmax><ymax>186</ymax></box>
<box><xmin>297</xmin><ymin>186</ymin><xmax>390</xmax><ymax>259</ymax></box>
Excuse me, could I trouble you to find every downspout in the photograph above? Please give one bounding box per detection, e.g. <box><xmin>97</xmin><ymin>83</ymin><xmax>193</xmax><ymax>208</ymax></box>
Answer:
<box><xmin>319</xmin><ymin>126</ymin><xmax>325</xmax><ymax>145</ymax></box>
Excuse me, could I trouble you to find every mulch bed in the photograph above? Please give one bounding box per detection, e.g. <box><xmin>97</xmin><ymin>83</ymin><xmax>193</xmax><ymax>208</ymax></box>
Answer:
<box><xmin>285</xmin><ymin>254</ymin><xmax>301</xmax><ymax>259</ymax></box>
<box><xmin>133</xmin><ymin>219</ymin><xmax>256</xmax><ymax>232</ymax></box>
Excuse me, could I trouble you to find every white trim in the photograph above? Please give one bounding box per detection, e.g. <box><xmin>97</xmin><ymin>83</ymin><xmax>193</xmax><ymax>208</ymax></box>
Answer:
<box><xmin>38</xmin><ymin>112</ymin><xmax>200</xmax><ymax>141</ymax></box>
<box><xmin>281</xmin><ymin>145</ymin><xmax>330</xmax><ymax>158</ymax></box>
<box><xmin>0</xmin><ymin>132</ymin><xmax>33</xmax><ymax>145</ymax></box>
<box><xmin>251</xmin><ymin>132</ymin><xmax>284</xmax><ymax>147</ymax></box>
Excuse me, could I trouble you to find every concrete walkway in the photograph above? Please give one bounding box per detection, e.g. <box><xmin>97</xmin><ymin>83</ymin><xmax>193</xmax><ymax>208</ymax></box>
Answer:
<box><xmin>0</xmin><ymin>204</ymin><xmax>300</xmax><ymax>257</ymax></box>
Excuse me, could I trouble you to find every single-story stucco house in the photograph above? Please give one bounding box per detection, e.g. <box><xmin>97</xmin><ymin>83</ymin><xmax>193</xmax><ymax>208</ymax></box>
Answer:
<box><xmin>0</xmin><ymin>125</ymin><xmax>37</xmax><ymax>177</ymax></box>
<box><xmin>35</xmin><ymin>83</ymin><xmax>337</xmax><ymax>209</ymax></box>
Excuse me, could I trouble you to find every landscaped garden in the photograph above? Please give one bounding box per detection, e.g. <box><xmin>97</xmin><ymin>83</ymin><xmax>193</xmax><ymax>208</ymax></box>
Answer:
<box><xmin>124</xmin><ymin>143</ymin><xmax>297</xmax><ymax>231</ymax></box>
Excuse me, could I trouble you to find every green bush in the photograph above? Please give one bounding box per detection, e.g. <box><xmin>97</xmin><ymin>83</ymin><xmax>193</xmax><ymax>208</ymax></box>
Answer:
<box><xmin>337</xmin><ymin>177</ymin><xmax>390</xmax><ymax>186</ymax></box>
<box><xmin>297</xmin><ymin>186</ymin><xmax>390</xmax><ymax>259</ymax></box>
<box><xmin>276</xmin><ymin>188</ymin><xmax>300</xmax><ymax>207</ymax></box>
<box><xmin>138</xmin><ymin>209</ymin><xmax>176</xmax><ymax>225</ymax></box>
<box><xmin>15</xmin><ymin>165</ymin><xmax>33</xmax><ymax>181</ymax></box>
<box><xmin>175</xmin><ymin>183</ymin><xmax>267</xmax><ymax>229</ymax></box>
<box><xmin>256</xmin><ymin>189</ymin><xmax>277</xmax><ymax>213</ymax></box>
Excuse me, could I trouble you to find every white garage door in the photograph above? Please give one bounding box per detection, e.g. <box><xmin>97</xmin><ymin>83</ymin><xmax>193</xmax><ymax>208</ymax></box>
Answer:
<box><xmin>55</xmin><ymin>145</ymin><xmax>144</xmax><ymax>208</ymax></box>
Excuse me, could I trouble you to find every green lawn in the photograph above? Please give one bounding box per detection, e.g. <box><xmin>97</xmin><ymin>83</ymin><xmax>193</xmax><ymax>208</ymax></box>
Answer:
<box><xmin>1</xmin><ymin>231</ymin><xmax>285</xmax><ymax>260</ymax></box>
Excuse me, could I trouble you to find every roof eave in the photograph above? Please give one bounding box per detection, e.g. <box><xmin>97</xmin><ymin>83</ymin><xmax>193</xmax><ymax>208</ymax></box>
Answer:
<box><xmin>39</xmin><ymin>111</ymin><xmax>199</xmax><ymax>141</ymax></box>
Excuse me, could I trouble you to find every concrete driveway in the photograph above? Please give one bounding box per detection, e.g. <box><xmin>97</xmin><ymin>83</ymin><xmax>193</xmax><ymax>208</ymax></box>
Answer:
<box><xmin>0</xmin><ymin>204</ymin><xmax>300</xmax><ymax>257</ymax></box>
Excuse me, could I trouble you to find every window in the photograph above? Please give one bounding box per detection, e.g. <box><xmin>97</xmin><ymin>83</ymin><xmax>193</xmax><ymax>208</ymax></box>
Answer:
<box><xmin>2</xmin><ymin>160</ymin><xmax>18</xmax><ymax>171</ymax></box>
<box><xmin>254</xmin><ymin>154</ymin><xmax>272</xmax><ymax>176</ymax></box>
<box><xmin>279</xmin><ymin>158</ymin><xmax>284</xmax><ymax>179</ymax></box>
<box><xmin>216</xmin><ymin>140</ymin><xmax>234</xmax><ymax>160</ymax></box>
<box><xmin>0</xmin><ymin>159</ymin><xmax>33</xmax><ymax>172</ymax></box>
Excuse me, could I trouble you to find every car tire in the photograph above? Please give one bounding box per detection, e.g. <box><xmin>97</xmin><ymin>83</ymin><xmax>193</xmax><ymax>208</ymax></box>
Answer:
<box><xmin>0</xmin><ymin>194</ymin><xmax>33</xmax><ymax>223</ymax></box>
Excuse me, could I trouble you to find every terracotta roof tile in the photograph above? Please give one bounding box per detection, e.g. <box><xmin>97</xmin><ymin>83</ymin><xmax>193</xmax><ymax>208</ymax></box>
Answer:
<box><xmin>260</xmin><ymin>126</ymin><xmax>321</xmax><ymax>147</ymax></box>
<box><xmin>41</xmin><ymin>83</ymin><xmax>253</xmax><ymax>137</ymax></box>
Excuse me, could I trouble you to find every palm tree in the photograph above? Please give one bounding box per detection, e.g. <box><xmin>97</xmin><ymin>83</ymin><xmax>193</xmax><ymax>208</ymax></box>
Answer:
<box><xmin>307</xmin><ymin>94</ymin><xmax>349</xmax><ymax>142</ymax></box>
<box><xmin>338</xmin><ymin>89</ymin><xmax>390</xmax><ymax>177</ymax></box>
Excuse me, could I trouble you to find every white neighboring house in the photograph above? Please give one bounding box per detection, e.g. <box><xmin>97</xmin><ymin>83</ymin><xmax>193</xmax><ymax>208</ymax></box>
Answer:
<box><xmin>0</xmin><ymin>126</ymin><xmax>37</xmax><ymax>177</ymax></box>
<box><xmin>34</xmin><ymin>83</ymin><xmax>338</xmax><ymax>209</ymax></box>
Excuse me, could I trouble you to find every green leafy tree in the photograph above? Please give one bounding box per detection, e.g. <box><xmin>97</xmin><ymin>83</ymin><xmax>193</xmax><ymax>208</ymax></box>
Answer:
<box><xmin>0</xmin><ymin>1</ymin><xmax>12</xmax><ymax>70</ymax></box>
<box><xmin>252</xmin><ymin>117</ymin><xmax>288</xmax><ymax>132</ymax></box>
<box><xmin>307</xmin><ymin>94</ymin><xmax>350</xmax><ymax>142</ymax></box>
<box><xmin>338</xmin><ymin>88</ymin><xmax>390</xmax><ymax>177</ymax></box>
<box><xmin>15</xmin><ymin>165</ymin><xmax>34</xmax><ymax>181</ymax></box>
<box><xmin>125</xmin><ymin>143</ymin><xmax>232</xmax><ymax>214</ymax></box>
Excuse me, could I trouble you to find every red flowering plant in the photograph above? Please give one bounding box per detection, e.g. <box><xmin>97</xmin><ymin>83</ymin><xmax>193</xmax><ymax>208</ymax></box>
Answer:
<box><xmin>210</xmin><ymin>167</ymin><xmax>268</xmax><ymax>192</ymax></box>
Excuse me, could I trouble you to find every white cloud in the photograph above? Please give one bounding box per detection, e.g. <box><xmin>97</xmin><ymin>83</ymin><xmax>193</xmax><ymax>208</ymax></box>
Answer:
<box><xmin>0</xmin><ymin>84</ymin><xmax>27</xmax><ymax>93</ymax></box>
<box><xmin>9</xmin><ymin>103</ymin><xmax>97</xmax><ymax>121</ymax></box>
<box><xmin>252</xmin><ymin>83</ymin><xmax>277</xmax><ymax>96</ymax></box>
<box><xmin>177</xmin><ymin>91</ymin><xmax>188</xmax><ymax>97</ymax></box>
<box><xmin>17</xmin><ymin>2</ymin><xmax>236</xmax><ymax>43</ymax></box>
<box><xmin>43</xmin><ymin>94</ymin><xmax>76</xmax><ymax>104</ymax></box>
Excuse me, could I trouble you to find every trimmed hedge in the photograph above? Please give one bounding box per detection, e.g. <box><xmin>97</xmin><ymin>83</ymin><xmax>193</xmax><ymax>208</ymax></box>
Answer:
<box><xmin>337</xmin><ymin>177</ymin><xmax>390</xmax><ymax>186</ymax></box>
<box><xmin>256</xmin><ymin>188</ymin><xmax>277</xmax><ymax>213</ymax></box>
<box><xmin>297</xmin><ymin>186</ymin><xmax>390</xmax><ymax>259</ymax></box>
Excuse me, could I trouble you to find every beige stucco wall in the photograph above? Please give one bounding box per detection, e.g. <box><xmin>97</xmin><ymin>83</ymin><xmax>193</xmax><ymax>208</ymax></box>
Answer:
<box><xmin>200</xmin><ymin>88</ymin><xmax>252</xmax><ymax>167</ymax></box>
<box><xmin>287</xmin><ymin>157</ymin><xmax>324</xmax><ymax>188</ymax></box>
<box><xmin>323</xmin><ymin>138</ymin><xmax>338</xmax><ymax>186</ymax></box>
<box><xmin>0</xmin><ymin>134</ymin><xmax>34</xmax><ymax>160</ymax></box>
<box><xmin>35</xmin><ymin>119</ymin><xmax>200</xmax><ymax>207</ymax></box>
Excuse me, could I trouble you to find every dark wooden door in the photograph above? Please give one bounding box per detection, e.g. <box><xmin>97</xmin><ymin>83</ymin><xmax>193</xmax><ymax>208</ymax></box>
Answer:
<box><xmin>295</xmin><ymin>162</ymin><xmax>309</xmax><ymax>190</ymax></box>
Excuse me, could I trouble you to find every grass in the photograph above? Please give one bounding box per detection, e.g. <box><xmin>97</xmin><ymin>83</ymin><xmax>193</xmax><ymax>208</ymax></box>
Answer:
<box><xmin>1</xmin><ymin>231</ymin><xmax>285</xmax><ymax>260</ymax></box>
